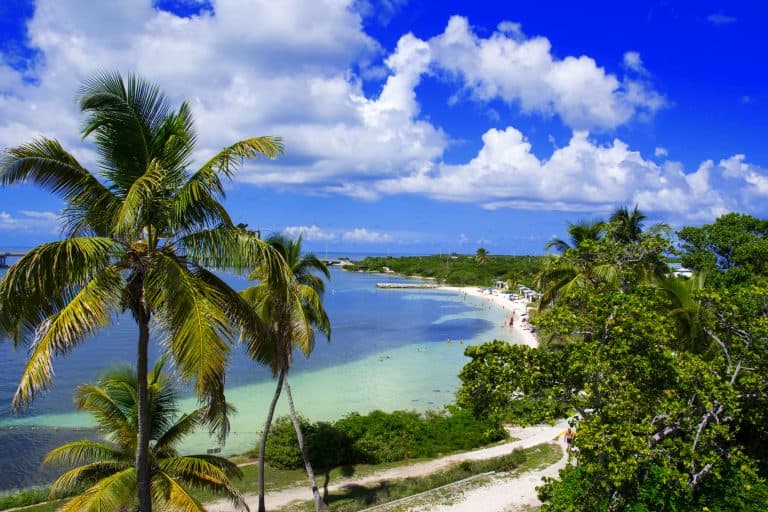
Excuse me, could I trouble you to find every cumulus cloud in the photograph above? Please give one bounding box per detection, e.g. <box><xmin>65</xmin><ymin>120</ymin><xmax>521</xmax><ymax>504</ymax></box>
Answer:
<box><xmin>0</xmin><ymin>0</ymin><xmax>444</xmax><ymax>191</ymax></box>
<box><xmin>342</xmin><ymin>228</ymin><xmax>392</xmax><ymax>242</ymax></box>
<box><xmin>655</xmin><ymin>146</ymin><xmax>668</xmax><ymax>157</ymax></box>
<box><xmin>0</xmin><ymin>210</ymin><xmax>61</xmax><ymax>232</ymax></box>
<box><xmin>426</xmin><ymin>16</ymin><xmax>665</xmax><ymax>131</ymax></box>
<box><xmin>374</xmin><ymin>128</ymin><xmax>768</xmax><ymax>221</ymax></box>
<box><xmin>0</xmin><ymin>3</ymin><xmax>762</xmax><ymax>227</ymax></box>
<box><xmin>282</xmin><ymin>225</ymin><xmax>336</xmax><ymax>241</ymax></box>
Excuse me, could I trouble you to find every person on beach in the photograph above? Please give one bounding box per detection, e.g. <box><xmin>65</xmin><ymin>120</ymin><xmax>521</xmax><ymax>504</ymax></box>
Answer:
<box><xmin>564</xmin><ymin>427</ymin><xmax>575</xmax><ymax>453</ymax></box>
<box><xmin>509</xmin><ymin>315</ymin><xmax>514</xmax><ymax>327</ymax></box>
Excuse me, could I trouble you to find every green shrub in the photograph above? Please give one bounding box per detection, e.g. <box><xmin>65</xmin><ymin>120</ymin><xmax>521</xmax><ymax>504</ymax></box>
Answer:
<box><xmin>264</xmin><ymin>416</ymin><xmax>306</xmax><ymax>470</ymax></box>
<box><xmin>260</xmin><ymin>409</ymin><xmax>506</xmax><ymax>470</ymax></box>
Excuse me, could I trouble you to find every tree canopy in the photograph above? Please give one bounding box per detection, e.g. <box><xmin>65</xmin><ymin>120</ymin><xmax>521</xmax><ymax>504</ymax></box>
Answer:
<box><xmin>458</xmin><ymin>212</ymin><xmax>768</xmax><ymax>510</ymax></box>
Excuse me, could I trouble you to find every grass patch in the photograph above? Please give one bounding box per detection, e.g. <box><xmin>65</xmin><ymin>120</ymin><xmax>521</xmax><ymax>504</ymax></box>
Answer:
<box><xmin>281</xmin><ymin>442</ymin><xmax>562</xmax><ymax>512</ymax></box>
<box><xmin>0</xmin><ymin>487</ymin><xmax>75</xmax><ymax>512</ymax></box>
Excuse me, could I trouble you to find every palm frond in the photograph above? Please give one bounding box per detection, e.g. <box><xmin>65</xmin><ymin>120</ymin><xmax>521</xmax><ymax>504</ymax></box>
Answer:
<box><xmin>154</xmin><ymin>409</ymin><xmax>203</xmax><ymax>457</ymax></box>
<box><xmin>74</xmin><ymin>382</ymin><xmax>136</xmax><ymax>447</ymax></box>
<box><xmin>113</xmin><ymin>158</ymin><xmax>168</xmax><ymax>238</ymax></box>
<box><xmin>55</xmin><ymin>467</ymin><xmax>136</xmax><ymax>512</ymax></box>
<box><xmin>0</xmin><ymin>238</ymin><xmax>123</xmax><ymax>346</ymax></box>
<box><xmin>48</xmin><ymin>461</ymin><xmax>131</xmax><ymax>498</ymax></box>
<box><xmin>159</xmin><ymin>456</ymin><xmax>246</xmax><ymax>510</ymax></box>
<box><xmin>0</xmin><ymin>138</ymin><xmax>115</xmax><ymax>209</ymax></box>
<box><xmin>44</xmin><ymin>440</ymin><xmax>123</xmax><ymax>467</ymax></box>
<box><xmin>177</xmin><ymin>226</ymin><xmax>291</xmax><ymax>280</ymax></box>
<box><xmin>153</xmin><ymin>471</ymin><xmax>207</xmax><ymax>512</ymax></box>
<box><xmin>79</xmin><ymin>71</ymin><xmax>170</xmax><ymax>189</ymax></box>
<box><xmin>12</xmin><ymin>265</ymin><xmax>124</xmax><ymax>409</ymax></box>
<box><xmin>145</xmin><ymin>253</ymin><xmax>232</xmax><ymax>438</ymax></box>
<box><xmin>191</xmin><ymin>136</ymin><xmax>284</xmax><ymax>196</ymax></box>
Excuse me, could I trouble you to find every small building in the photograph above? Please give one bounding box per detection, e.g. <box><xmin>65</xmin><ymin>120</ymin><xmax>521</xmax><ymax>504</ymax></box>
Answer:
<box><xmin>494</xmin><ymin>280</ymin><xmax>506</xmax><ymax>289</ymax></box>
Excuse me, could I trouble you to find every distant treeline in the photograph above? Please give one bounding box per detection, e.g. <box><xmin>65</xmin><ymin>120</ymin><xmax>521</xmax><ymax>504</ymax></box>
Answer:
<box><xmin>345</xmin><ymin>254</ymin><xmax>544</xmax><ymax>287</ymax></box>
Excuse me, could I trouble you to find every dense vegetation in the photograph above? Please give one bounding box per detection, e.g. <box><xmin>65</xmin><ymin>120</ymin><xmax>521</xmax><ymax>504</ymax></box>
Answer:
<box><xmin>255</xmin><ymin>409</ymin><xmax>506</xmax><ymax>470</ymax></box>
<box><xmin>456</xmin><ymin>210</ymin><xmax>768</xmax><ymax>510</ymax></box>
<box><xmin>346</xmin><ymin>254</ymin><xmax>544</xmax><ymax>287</ymax></box>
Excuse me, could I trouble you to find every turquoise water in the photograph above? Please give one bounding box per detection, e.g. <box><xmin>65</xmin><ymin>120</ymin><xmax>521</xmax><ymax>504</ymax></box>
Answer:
<box><xmin>0</xmin><ymin>265</ymin><xmax>521</xmax><ymax>490</ymax></box>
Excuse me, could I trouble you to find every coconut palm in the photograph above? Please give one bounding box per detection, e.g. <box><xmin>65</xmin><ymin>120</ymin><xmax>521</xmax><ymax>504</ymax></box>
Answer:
<box><xmin>657</xmin><ymin>272</ymin><xmax>711</xmax><ymax>354</ymax></box>
<box><xmin>544</xmin><ymin>220</ymin><xmax>605</xmax><ymax>254</ymax></box>
<box><xmin>475</xmin><ymin>247</ymin><xmax>489</xmax><ymax>265</ymax></box>
<box><xmin>242</xmin><ymin>235</ymin><xmax>331</xmax><ymax>512</ymax></box>
<box><xmin>44</xmin><ymin>359</ymin><xmax>246</xmax><ymax>511</ymax></box>
<box><xmin>609</xmin><ymin>205</ymin><xmax>646</xmax><ymax>243</ymax></box>
<box><xmin>0</xmin><ymin>72</ymin><xmax>287</xmax><ymax>511</ymax></box>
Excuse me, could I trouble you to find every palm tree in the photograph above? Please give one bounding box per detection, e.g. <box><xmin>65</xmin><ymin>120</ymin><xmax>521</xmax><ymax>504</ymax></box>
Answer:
<box><xmin>544</xmin><ymin>220</ymin><xmax>605</xmax><ymax>254</ymax></box>
<box><xmin>0</xmin><ymin>72</ymin><xmax>287</xmax><ymax>511</ymax></box>
<box><xmin>45</xmin><ymin>359</ymin><xmax>246</xmax><ymax>511</ymax></box>
<box><xmin>609</xmin><ymin>205</ymin><xmax>646</xmax><ymax>243</ymax></box>
<box><xmin>657</xmin><ymin>272</ymin><xmax>711</xmax><ymax>354</ymax></box>
<box><xmin>241</xmin><ymin>235</ymin><xmax>331</xmax><ymax>512</ymax></box>
<box><xmin>475</xmin><ymin>247</ymin><xmax>489</xmax><ymax>265</ymax></box>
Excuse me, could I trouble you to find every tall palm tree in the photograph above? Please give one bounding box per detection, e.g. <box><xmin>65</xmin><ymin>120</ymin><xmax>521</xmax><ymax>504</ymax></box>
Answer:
<box><xmin>544</xmin><ymin>220</ymin><xmax>605</xmax><ymax>254</ymax></box>
<box><xmin>242</xmin><ymin>235</ymin><xmax>331</xmax><ymax>512</ymax></box>
<box><xmin>609</xmin><ymin>205</ymin><xmax>646</xmax><ymax>243</ymax></box>
<box><xmin>475</xmin><ymin>247</ymin><xmax>489</xmax><ymax>265</ymax></box>
<box><xmin>0</xmin><ymin>72</ymin><xmax>287</xmax><ymax>511</ymax></box>
<box><xmin>44</xmin><ymin>360</ymin><xmax>246</xmax><ymax>512</ymax></box>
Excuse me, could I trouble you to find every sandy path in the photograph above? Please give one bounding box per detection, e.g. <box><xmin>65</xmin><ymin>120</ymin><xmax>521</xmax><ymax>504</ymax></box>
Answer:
<box><xmin>207</xmin><ymin>421</ymin><xmax>568</xmax><ymax>511</ymax></box>
<box><xmin>428</xmin><ymin>446</ymin><xmax>567</xmax><ymax>512</ymax></box>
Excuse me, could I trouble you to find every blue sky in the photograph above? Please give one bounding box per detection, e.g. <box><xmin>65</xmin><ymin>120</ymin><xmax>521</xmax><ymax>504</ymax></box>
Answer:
<box><xmin>0</xmin><ymin>0</ymin><xmax>766</xmax><ymax>255</ymax></box>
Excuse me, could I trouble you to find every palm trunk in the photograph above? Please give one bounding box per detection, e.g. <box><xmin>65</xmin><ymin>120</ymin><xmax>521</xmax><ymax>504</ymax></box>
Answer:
<box><xmin>284</xmin><ymin>377</ymin><xmax>328</xmax><ymax>512</ymax></box>
<box><xmin>258</xmin><ymin>369</ymin><xmax>285</xmax><ymax>512</ymax></box>
<box><xmin>136</xmin><ymin>308</ymin><xmax>152</xmax><ymax>512</ymax></box>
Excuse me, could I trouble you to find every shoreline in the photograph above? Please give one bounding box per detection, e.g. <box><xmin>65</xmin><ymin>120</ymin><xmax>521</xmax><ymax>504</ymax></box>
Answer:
<box><xmin>439</xmin><ymin>285</ymin><xmax>539</xmax><ymax>348</ymax></box>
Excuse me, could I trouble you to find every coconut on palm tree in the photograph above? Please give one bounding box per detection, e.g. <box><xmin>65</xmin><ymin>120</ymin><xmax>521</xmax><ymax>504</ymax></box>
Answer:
<box><xmin>0</xmin><ymin>72</ymin><xmax>287</xmax><ymax>511</ymax></box>
<box><xmin>241</xmin><ymin>235</ymin><xmax>331</xmax><ymax>512</ymax></box>
<box><xmin>45</xmin><ymin>359</ymin><xmax>246</xmax><ymax>512</ymax></box>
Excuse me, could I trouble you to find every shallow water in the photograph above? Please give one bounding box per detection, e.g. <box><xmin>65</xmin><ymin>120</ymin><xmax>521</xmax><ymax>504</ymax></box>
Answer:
<box><xmin>0</xmin><ymin>266</ymin><xmax>522</xmax><ymax>491</ymax></box>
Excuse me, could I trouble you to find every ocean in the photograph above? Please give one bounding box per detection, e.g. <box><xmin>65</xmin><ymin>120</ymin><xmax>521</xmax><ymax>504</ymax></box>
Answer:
<box><xmin>0</xmin><ymin>264</ymin><xmax>523</xmax><ymax>491</ymax></box>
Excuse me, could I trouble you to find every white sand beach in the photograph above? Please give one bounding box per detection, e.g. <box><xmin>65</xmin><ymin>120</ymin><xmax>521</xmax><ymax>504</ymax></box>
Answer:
<box><xmin>440</xmin><ymin>286</ymin><xmax>539</xmax><ymax>348</ymax></box>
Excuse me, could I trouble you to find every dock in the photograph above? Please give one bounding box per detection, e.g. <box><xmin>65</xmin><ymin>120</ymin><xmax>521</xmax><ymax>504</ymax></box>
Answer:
<box><xmin>376</xmin><ymin>282</ymin><xmax>439</xmax><ymax>289</ymax></box>
<box><xmin>0</xmin><ymin>252</ymin><xmax>24</xmax><ymax>268</ymax></box>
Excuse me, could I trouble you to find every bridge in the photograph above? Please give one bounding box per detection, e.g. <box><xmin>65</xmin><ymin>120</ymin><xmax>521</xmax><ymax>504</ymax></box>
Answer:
<box><xmin>0</xmin><ymin>252</ymin><xmax>24</xmax><ymax>268</ymax></box>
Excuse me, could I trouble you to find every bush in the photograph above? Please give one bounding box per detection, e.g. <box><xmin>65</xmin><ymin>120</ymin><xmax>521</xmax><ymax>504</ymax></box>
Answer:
<box><xmin>259</xmin><ymin>409</ymin><xmax>506</xmax><ymax>470</ymax></box>
<box><xmin>263</xmin><ymin>416</ymin><xmax>305</xmax><ymax>470</ymax></box>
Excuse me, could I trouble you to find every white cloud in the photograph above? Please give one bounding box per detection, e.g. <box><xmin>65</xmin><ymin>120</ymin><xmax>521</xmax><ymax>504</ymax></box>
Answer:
<box><xmin>426</xmin><ymin>16</ymin><xmax>665</xmax><ymax>131</ymax></box>
<box><xmin>0</xmin><ymin>0</ymin><xmax>444</xmax><ymax>193</ymax></box>
<box><xmin>0</xmin><ymin>210</ymin><xmax>61</xmax><ymax>232</ymax></box>
<box><xmin>623</xmin><ymin>51</ymin><xmax>648</xmax><ymax>75</ymax></box>
<box><xmin>0</xmin><ymin>3</ymin><xmax>763</xmax><ymax>228</ymax></box>
<box><xmin>458</xmin><ymin>233</ymin><xmax>469</xmax><ymax>245</ymax></box>
<box><xmin>655</xmin><ymin>146</ymin><xmax>668</xmax><ymax>157</ymax></box>
<box><xmin>342</xmin><ymin>228</ymin><xmax>392</xmax><ymax>242</ymax></box>
<box><xmin>374</xmin><ymin>127</ymin><xmax>768</xmax><ymax>221</ymax></box>
<box><xmin>282</xmin><ymin>225</ymin><xmax>336</xmax><ymax>241</ymax></box>
<box><xmin>708</xmin><ymin>13</ymin><xmax>736</xmax><ymax>26</ymax></box>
